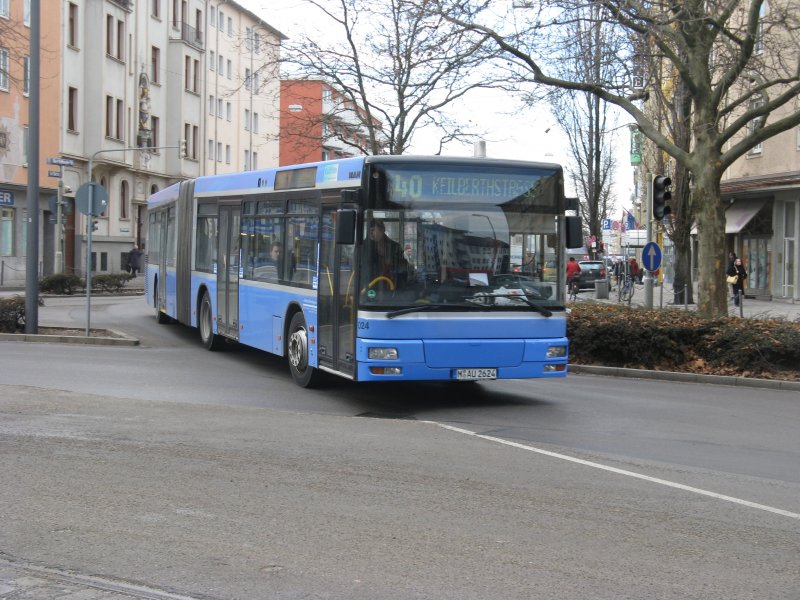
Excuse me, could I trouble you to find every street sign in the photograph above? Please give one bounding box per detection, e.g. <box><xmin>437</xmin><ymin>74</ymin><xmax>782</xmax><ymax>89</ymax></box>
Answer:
<box><xmin>602</xmin><ymin>219</ymin><xmax>611</xmax><ymax>230</ymax></box>
<box><xmin>47</xmin><ymin>157</ymin><xmax>75</xmax><ymax>166</ymax></box>
<box><xmin>642</xmin><ymin>241</ymin><xmax>662</xmax><ymax>271</ymax></box>
<box><xmin>48</xmin><ymin>170</ymin><xmax>62</xmax><ymax>178</ymax></box>
<box><xmin>75</xmin><ymin>182</ymin><xmax>108</xmax><ymax>216</ymax></box>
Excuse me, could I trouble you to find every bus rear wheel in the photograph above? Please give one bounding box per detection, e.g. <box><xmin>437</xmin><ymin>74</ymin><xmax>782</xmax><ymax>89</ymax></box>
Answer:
<box><xmin>154</xmin><ymin>280</ymin><xmax>170</xmax><ymax>324</ymax></box>
<box><xmin>287</xmin><ymin>312</ymin><xmax>322</xmax><ymax>388</ymax></box>
<box><xmin>199</xmin><ymin>291</ymin><xmax>223</xmax><ymax>351</ymax></box>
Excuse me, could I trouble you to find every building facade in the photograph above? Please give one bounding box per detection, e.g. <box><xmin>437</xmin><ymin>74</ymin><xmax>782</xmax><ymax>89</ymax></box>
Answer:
<box><xmin>280</xmin><ymin>79</ymin><xmax>377</xmax><ymax>166</ymax></box>
<box><xmin>0</xmin><ymin>0</ymin><xmax>62</xmax><ymax>284</ymax></box>
<box><xmin>205</xmin><ymin>0</ymin><xmax>283</xmax><ymax>175</ymax></box>
<box><xmin>0</xmin><ymin>0</ymin><xmax>284</xmax><ymax>287</ymax></box>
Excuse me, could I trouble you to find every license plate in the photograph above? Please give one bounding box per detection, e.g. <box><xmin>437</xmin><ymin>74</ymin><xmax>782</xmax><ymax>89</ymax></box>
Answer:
<box><xmin>456</xmin><ymin>368</ymin><xmax>497</xmax><ymax>380</ymax></box>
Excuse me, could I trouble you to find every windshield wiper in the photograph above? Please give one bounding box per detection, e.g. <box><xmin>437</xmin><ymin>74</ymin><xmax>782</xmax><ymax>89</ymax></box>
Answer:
<box><xmin>466</xmin><ymin>293</ymin><xmax>554</xmax><ymax>317</ymax></box>
<box><xmin>386</xmin><ymin>303</ymin><xmax>489</xmax><ymax>319</ymax></box>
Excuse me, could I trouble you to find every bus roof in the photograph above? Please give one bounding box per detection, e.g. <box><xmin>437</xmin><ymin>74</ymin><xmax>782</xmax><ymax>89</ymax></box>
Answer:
<box><xmin>152</xmin><ymin>155</ymin><xmax>564</xmax><ymax>202</ymax></box>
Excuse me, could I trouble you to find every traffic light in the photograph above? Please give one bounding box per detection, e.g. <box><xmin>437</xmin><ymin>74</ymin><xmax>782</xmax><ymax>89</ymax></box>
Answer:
<box><xmin>652</xmin><ymin>175</ymin><xmax>672</xmax><ymax>220</ymax></box>
<box><xmin>92</xmin><ymin>219</ymin><xmax>99</xmax><ymax>232</ymax></box>
<box><xmin>179</xmin><ymin>139</ymin><xmax>187</xmax><ymax>158</ymax></box>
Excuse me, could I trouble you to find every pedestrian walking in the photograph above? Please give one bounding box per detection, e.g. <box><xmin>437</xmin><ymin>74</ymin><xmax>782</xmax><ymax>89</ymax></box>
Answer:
<box><xmin>128</xmin><ymin>245</ymin><xmax>143</xmax><ymax>277</ymax></box>
<box><xmin>726</xmin><ymin>257</ymin><xmax>747</xmax><ymax>306</ymax></box>
<box><xmin>629</xmin><ymin>257</ymin><xmax>641</xmax><ymax>283</ymax></box>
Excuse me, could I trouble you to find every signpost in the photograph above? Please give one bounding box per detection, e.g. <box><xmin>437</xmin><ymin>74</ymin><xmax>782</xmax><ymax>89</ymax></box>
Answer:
<box><xmin>642</xmin><ymin>241</ymin><xmax>662</xmax><ymax>272</ymax></box>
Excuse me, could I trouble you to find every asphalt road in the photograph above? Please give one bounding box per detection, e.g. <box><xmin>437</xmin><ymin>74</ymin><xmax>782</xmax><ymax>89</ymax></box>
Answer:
<box><xmin>0</xmin><ymin>295</ymin><xmax>798</xmax><ymax>599</ymax></box>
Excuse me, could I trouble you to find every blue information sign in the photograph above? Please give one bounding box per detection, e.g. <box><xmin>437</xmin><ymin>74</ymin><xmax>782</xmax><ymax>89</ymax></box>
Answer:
<box><xmin>642</xmin><ymin>241</ymin><xmax>662</xmax><ymax>271</ymax></box>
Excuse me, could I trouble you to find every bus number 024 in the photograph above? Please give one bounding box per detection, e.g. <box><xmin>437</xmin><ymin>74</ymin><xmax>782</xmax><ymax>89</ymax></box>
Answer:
<box><xmin>394</xmin><ymin>175</ymin><xmax>422</xmax><ymax>199</ymax></box>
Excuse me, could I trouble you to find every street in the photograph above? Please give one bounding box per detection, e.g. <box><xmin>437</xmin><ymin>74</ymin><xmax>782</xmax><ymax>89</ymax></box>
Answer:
<box><xmin>0</xmin><ymin>296</ymin><xmax>798</xmax><ymax>599</ymax></box>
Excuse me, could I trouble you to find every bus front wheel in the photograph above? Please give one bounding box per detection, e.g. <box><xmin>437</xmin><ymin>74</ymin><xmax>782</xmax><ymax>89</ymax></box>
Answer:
<box><xmin>287</xmin><ymin>312</ymin><xmax>322</xmax><ymax>388</ymax></box>
<box><xmin>199</xmin><ymin>291</ymin><xmax>223</xmax><ymax>351</ymax></box>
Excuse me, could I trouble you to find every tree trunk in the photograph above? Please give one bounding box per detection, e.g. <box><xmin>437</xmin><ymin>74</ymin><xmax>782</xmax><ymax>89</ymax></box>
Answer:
<box><xmin>692</xmin><ymin>172</ymin><xmax>727</xmax><ymax>318</ymax></box>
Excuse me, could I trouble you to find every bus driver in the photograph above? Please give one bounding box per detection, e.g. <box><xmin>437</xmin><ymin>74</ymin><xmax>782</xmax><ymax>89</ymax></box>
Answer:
<box><xmin>367</xmin><ymin>219</ymin><xmax>410</xmax><ymax>288</ymax></box>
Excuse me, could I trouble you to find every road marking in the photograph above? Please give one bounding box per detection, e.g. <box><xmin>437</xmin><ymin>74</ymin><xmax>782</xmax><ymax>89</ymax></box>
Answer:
<box><xmin>427</xmin><ymin>422</ymin><xmax>800</xmax><ymax>520</ymax></box>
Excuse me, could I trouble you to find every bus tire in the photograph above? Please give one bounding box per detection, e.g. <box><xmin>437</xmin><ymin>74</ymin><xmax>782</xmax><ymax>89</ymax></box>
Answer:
<box><xmin>287</xmin><ymin>312</ymin><xmax>322</xmax><ymax>388</ymax></box>
<box><xmin>154</xmin><ymin>280</ymin><xmax>170</xmax><ymax>324</ymax></box>
<box><xmin>199</xmin><ymin>291</ymin><xmax>223</xmax><ymax>351</ymax></box>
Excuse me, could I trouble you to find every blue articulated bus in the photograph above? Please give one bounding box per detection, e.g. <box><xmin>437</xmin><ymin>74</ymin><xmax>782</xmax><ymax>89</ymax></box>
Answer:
<box><xmin>145</xmin><ymin>155</ymin><xmax>581</xmax><ymax>387</ymax></box>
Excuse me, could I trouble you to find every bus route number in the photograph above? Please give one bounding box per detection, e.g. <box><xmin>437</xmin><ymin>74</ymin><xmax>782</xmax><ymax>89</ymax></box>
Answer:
<box><xmin>358</xmin><ymin>320</ymin><xmax>369</xmax><ymax>330</ymax></box>
<box><xmin>393</xmin><ymin>175</ymin><xmax>423</xmax><ymax>200</ymax></box>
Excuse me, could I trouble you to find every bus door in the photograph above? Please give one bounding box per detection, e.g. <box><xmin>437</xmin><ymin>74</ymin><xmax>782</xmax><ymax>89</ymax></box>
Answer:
<box><xmin>317</xmin><ymin>207</ymin><xmax>356</xmax><ymax>378</ymax></box>
<box><xmin>216</xmin><ymin>203</ymin><xmax>240</xmax><ymax>340</ymax></box>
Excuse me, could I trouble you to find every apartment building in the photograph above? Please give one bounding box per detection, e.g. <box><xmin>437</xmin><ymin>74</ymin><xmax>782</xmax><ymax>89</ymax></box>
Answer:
<box><xmin>0</xmin><ymin>0</ymin><xmax>284</xmax><ymax>286</ymax></box>
<box><xmin>206</xmin><ymin>1</ymin><xmax>283</xmax><ymax>175</ymax></box>
<box><xmin>280</xmin><ymin>79</ymin><xmax>378</xmax><ymax>166</ymax></box>
<box><xmin>0</xmin><ymin>0</ymin><xmax>61</xmax><ymax>284</ymax></box>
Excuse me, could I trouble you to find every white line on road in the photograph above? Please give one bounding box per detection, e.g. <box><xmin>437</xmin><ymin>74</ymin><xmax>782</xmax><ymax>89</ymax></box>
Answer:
<box><xmin>427</xmin><ymin>422</ymin><xmax>800</xmax><ymax>520</ymax></box>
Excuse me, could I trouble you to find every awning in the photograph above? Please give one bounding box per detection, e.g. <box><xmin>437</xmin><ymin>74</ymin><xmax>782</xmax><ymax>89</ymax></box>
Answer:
<box><xmin>724</xmin><ymin>199</ymin><xmax>766</xmax><ymax>233</ymax></box>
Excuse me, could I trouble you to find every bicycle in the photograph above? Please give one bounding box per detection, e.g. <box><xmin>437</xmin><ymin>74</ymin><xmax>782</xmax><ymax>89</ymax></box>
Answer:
<box><xmin>568</xmin><ymin>275</ymin><xmax>580</xmax><ymax>301</ymax></box>
<box><xmin>617</xmin><ymin>273</ymin><xmax>634</xmax><ymax>303</ymax></box>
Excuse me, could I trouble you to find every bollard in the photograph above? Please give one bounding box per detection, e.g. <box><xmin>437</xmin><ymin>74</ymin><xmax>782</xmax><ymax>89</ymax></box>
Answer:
<box><xmin>739</xmin><ymin>290</ymin><xmax>744</xmax><ymax>318</ymax></box>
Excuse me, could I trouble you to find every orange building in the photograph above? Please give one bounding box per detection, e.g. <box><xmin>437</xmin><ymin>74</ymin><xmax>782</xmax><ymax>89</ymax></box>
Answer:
<box><xmin>0</xmin><ymin>0</ymin><xmax>64</xmax><ymax>280</ymax></box>
<box><xmin>279</xmin><ymin>80</ymin><xmax>378</xmax><ymax>166</ymax></box>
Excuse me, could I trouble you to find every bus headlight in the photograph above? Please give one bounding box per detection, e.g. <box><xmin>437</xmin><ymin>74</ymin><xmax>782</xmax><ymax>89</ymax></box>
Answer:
<box><xmin>368</xmin><ymin>347</ymin><xmax>398</xmax><ymax>360</ymax></box>
<box><xmin>546</xmin><ymin>345</ymin><xmax>567</xmax><ymax>358</ymax></box>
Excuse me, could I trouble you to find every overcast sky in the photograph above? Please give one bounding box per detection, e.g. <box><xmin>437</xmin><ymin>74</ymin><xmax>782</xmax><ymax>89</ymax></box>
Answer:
<box><xmin>239</xmin><ymin>0</ymin><xmax>636</xmax><ymax>210</ymax></box>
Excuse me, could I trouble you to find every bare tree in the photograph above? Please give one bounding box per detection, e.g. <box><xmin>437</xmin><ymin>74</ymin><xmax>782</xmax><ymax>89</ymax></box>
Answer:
<box><xmin>435</xmin><ymin>0</ymin><xmax>800</xmax><ymax>318</ymax></box>
<box><xmin>545</xmin><ymin>1</ymin><xmax>622</xmax><ymax>255</ymax></box>
<box><xmin>281</xmin><ymin>0</ymin><xmax>507</xmax><ymax>156</ymax></box>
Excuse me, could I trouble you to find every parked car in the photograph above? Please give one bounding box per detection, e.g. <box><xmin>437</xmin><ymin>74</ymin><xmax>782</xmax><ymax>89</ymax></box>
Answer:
<box><xmin>577</xmin><ymin>260</ymin><xmax>607</xmax><ymax>290</ymax></box>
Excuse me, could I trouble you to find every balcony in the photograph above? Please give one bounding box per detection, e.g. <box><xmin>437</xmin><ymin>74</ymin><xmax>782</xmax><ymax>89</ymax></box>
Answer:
<box><xmin>108</xmin><ymin>0</ymin><xmax>133</xmax><ymax>10</ymax></box>
<box><xmin>181</xmin><ymin>23</ymin><xmax>204</xmax><ymax>50</ymax></box>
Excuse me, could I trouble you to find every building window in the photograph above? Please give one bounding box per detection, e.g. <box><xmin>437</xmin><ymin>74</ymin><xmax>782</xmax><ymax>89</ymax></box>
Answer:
<box><xmin>227</xmin><ymin>59</ymin><xmax>232</xmax><ymax>79</ymax></box>
<box><xmin>0</xmin><ymin>48</ymin><xmax>7</xmax><ymax>91</ymax></box>
<box><xmin>244</xmin><ymin>109</ymin><xmax>250</xmax><ymax>131</ymax></box>
<box><xmin>184</xmin><ymin>123</ymin><xmax>190</xmax><ymax>157</ymax></box>
<box><xmin>106</xmin><ymin>15</ymin><xmax>114</xmax><ymax>55</ymax></box>
<box><xmin>116</xmin><ymin>99</ymin><xmax>124</xmax><ymax>140</ymax></box>
<box><xmin>1</xmin><ymin>208</ymin><xmax>14</xmax><ymax>256</ymax></box>
<box><xmin>225</xmin><ymin>144</ymin><xmax>231</xmax><ymax>164</ymax></box>
<box><xmin>218</xmin><ymin>54</ymin><xmax>223</xmax><ymax>73</ymax></box>
<box><xmin>209</xmin><ymin>50</ymin><xmax>215</xmax><ymax>71</ymax></box>
<box><xmin>217</xmin><ymin>142</ymin><xmax>222</xmax><ymax>162</ymax></box>
<box><xmin>23</xmin><ymin>56</ymin><xmax>30</xmax><ymax>96</ymax></box>
<box><xmin>151</xmin><ymin>47</ymin><xmax>160</xmax><ymax>83</ymax></box>
<box><xmin>748</xmin><ymin>99</ymin><xmax>764</xmax><ymax>155</ymax></box>
<box><xmin>252</xmin><ymin>152</ymin><xmax>257</xmax><ymax>170</ymax></box>
<box><xmin>68</xmin><ymin>3</ymin><xmax>78</xmax><ymax>48</ymax></box>
<box><xmin>152</xmin><ymin>0</ymin><xmax>160</xmax><ymax>18</ymax></box>
<box><xmin>120</xmin><ymin>180</ymin><xmax>129</xmax><ymax>219</ymax></box>
<box><xmin>245</xmin><ymin>68</ymin><xmax>251</xmax><ymax>91</ymax></box>
<box><xmin>184</xmin><ymin>56</ymin><xmax>191</xmax><ymax>89</ymax></box>
<box><xmin>171</xmin><ymin>0</ymin><xmax>178</xmax><ymax>28</ymax></box>
<box><xmin>209</xmin><ymin>5</ymin><xmax>215</xmax><ymax>26</ymax></box>
<box><xmin>151</xmin><ymin>115</ymin><xmax>159</xmax><ymax>147</ymax></box>
<box><xmin>245</xmin><ymin>27</ymin><xmax>252</xmax><ymax>51</ymax></box>
<box><xmin>193</xmin><ymin>59</ymin><xmax>199</xmax><ymax>93</ymax></box>
<box><xmin>209</xmin><ymin>94</ymin><xmax>214</xmax><ymax>115</ymax></box>
<box><xmin>116</xmin><ymin>19</ymin><xmax>124</xmax><ymax>60</ymax></box>
<box><xmin>68</xmin><ymin>87</ymin><xmax>78</xmax><ymax>131</ymax></box>
<box><xmin>217</xmin><ymin>9</ymin><xmax>223</xmax><ymax>29</ymax></box>
<box><xmin>244</xmin><ymin>150</ymin><xmax>250</xmax><ymax>170</ymax></box>
<box><xmin>227</xmin><ymin>16</ymin><xmax>232</xmax><ymax>36</ymax></box>
<box><xmin>252</xmin><ymin>113</ymin><xmax>259</xmax><ymax>134</ymax></box>
<box><xmin>208</xmin><ymin>139</ymin><xmax>214</xmax><ymax>160</ymax></box>
<box><xmin>226</xmin><ymin>102</ymin><xmax>231</xmax><ymax>121</ymax></box>
<box><xmin>106</xmin><ymin>96</ymin><xmax>114</xmax><ymax>137</ymax></box>
<box><xmin>24</xmin><ymin>0</ymin><xmax>30</xmax><ymax>26</ymax></box>
<box><xmin>0</xmin><ymin>0</ymin><xmax>8</xmax><ymax>19</ymax></box>
<box><xmin>192</xmin><ymin>125</ymin><xmax>198</xmax><ymax>159</ymax></box>
<box><xmin>217</xmin><ymin>98</ymin><xmax>222</xmax><ymax>117</ymax></box>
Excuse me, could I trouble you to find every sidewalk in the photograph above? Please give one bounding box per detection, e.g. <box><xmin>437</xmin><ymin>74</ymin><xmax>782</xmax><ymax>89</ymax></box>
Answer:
<box><xmin>585</xmin><ymin>281</ymin><xmax>800</xmax><ymax>321</ymax></box>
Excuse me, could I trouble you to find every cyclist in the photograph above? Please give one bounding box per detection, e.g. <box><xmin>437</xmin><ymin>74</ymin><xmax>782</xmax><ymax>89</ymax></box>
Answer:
<box><xmin>566</xmin><ymin>257</ymin><xmax>581</xmax><ymax>299</ymax></box>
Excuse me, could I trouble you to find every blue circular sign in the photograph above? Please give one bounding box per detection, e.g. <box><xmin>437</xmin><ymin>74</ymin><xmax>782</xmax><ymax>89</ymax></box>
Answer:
<box><xmin>642</xmin><ymin>241</ymin><xmax>662</xmax><ymax>271</ymax></box>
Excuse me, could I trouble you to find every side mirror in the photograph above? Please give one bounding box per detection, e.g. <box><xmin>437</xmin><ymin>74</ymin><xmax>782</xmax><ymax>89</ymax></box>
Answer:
<box><xmin>336</xmin><ymin>208</ymin><xmax>357</xmax><ymax>244</ymax></box>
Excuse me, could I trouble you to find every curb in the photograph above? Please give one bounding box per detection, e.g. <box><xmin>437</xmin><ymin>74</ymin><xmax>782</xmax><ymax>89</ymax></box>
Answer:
<box><xmin>569</xmin><ymin>364</ymin><xmax>800</xmax><ymax>392</ymax></box>
<box><xmin>0</xmin><ymin>328</ymin><xmax>139</xmax><ymax>347</ymax></box>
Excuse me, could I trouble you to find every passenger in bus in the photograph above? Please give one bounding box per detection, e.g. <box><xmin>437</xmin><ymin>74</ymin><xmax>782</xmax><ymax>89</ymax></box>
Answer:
<box><xmin>254</xmin><ymin>241</ymin><xmax>283</xmax><ymax>282</ymax></box>
<box><xmin>367</xmin><ymin>219</ymin><xmax>411</xmax><ymax>287</ymax></box>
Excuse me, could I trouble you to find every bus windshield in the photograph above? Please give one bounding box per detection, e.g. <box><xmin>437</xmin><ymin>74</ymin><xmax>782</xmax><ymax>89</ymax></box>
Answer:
<box><xmin>360</xmin><ymin>163</ymin><xmax>564</xmax><ymax>310</ymax></box>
